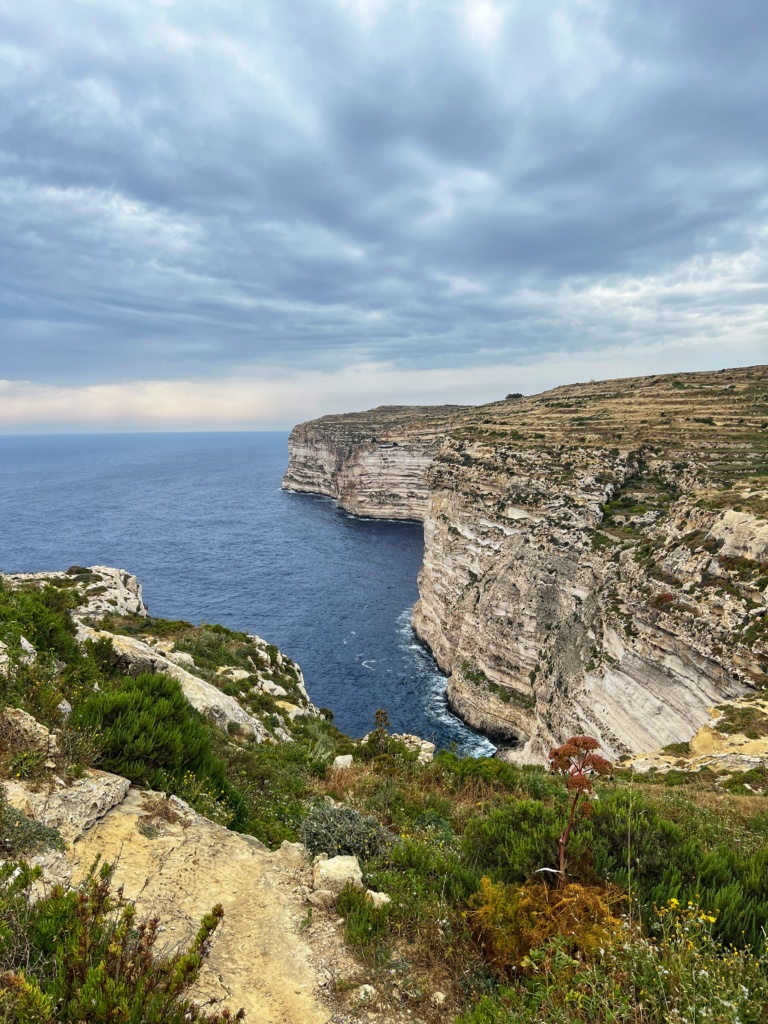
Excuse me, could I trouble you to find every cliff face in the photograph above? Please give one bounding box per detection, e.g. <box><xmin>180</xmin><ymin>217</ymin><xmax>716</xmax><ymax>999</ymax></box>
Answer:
<box><xmin>283</xmin><ymin>405</ymin><xmax>466</xmax><ymax>519</ymax></box>
<box><xmin>283</xmin><ymin>367</ymin><xmax>768</xmax><ymax>763</ymax></box>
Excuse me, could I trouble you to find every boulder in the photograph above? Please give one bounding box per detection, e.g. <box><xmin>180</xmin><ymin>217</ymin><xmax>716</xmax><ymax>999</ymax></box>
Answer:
<box><xmin>312</xmin><ymin>855</ymin><xmax>363</xmax><ymax>894</ymax></box>
<box><xmin>216</xmin><ymin>666</ymin><xmax>250</xmax><ymax>681</ymax></box>
<box><xmin>77</xmin><ymin>627</ymin><xmax>269</xmax><ymax>742</ymax></box>
<box><xmin>168</xmin><ymin>651</ymin><xmax>196</xmax><ymax>669</ymax></box>
<box><xmin>0</xmin><ymin>638</ymin><xmax>36</xmax><ymax>672</ymax></box>
<box><xmin>0</xmin><ymin>707</ymin><xmax>59</xmax><ymax>755</ymax></box>
<box><xmin>332</xmin><ymin>754</ymin><xmax>354</xmax><ymax>770</ymax></box>
<box><xmin>391</xmin><ymin>732</ymin><xmax>436</xmax><ymax>764</ymax></box>
<box><xmin>273</xmin><ymin>840</ymin><xmax>310</xmax><ymax>870</ymax></box>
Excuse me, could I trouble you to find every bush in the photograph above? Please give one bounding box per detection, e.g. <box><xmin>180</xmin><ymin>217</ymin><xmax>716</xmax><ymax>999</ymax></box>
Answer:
<box><xmin>72</xmin><ymin>672</ymin><xmax>244</xmax><ymax>827</ymax></box>
<box><xmin>73</xmin><ymin>672</ymin><xmax>216</xmax><ymax>786</ymax></box>
<box><xmin>0</xmin><ymin>860</ymin><xmax>244</xmax><ymax>1022</ymax></box>
<box><xmin>457</xmin><ymin>898</ymin><xmax>768</xmax><ymax>1024</ymax></box>
<box><xmin>462</xmin><ymin>800</ymin><xmax>563</xmax><ymax>882</ymax></box>
<box><xmin>301</xmin><ymin>803</ymin><xmax>393</xmax><ymax>859</ymax></box>
<box><xmin>469</xmin><ymin>877</ymin><xmax>624</xmax><ymax>974</ymax></box>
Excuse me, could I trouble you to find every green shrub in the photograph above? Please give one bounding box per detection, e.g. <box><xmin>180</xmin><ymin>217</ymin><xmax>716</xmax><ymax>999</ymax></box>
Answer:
<box><xmin>462</xmin><ymin>800</ymin><xmax>562</xmax><ymax>882</ymax></box>
<box><xmin>72</xmin><ymin>672</ymin><xmax>244</xmax><ymax>827</ymax></box>
<box><xmin>336</xmin><ymin>883</ymin><xmax>390</xmax><ymax>958</ymax></box>
<box><xmin>0</xmin><ymin>861</ymin><xmax>244</xmax><ymax>1022</ymax></box>
<box><xmin>73</xmin><ymin>672</ymin><xmax>216</xmax><ymax>786</ymax></box>
<box><xmin>301</xmin><ymin>803</ymin><xmax>393</xmax><ymax>860</ymax></box>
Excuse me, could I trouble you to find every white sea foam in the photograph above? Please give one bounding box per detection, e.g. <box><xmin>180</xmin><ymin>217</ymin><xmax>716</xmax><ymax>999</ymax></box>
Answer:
<box><xmin>395</xmin><ymin>606</ymin><xmax>496</xmax><ymax>758</ymax></box>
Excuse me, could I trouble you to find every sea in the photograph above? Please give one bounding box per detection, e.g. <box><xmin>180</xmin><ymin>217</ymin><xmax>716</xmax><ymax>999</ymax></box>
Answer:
<box><xmin>0</xmin><ymin>431</ymin><xmax>494</xmax><ymax>755</ymax></box>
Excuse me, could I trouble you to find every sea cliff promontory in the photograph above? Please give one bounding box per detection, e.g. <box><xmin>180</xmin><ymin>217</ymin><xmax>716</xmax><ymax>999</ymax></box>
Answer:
<box><xmin>284</xmin><ymin>366</ymin><xmax>768</xmax><ymax>764</ymax></box>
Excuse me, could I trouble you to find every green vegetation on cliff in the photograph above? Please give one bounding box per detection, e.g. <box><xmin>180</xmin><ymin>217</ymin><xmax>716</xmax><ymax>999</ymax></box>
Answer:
<box><xmin>1</xmin><ymin>575</ymin><xmax>768</xmax><ymax>1022</ymax></box>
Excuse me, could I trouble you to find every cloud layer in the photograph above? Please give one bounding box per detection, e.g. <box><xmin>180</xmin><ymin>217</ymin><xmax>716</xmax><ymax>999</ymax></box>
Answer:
<box><xmin>1</xmin><ymin>0</ymin><xmax>767</xmax><ymax>427</ymax></box>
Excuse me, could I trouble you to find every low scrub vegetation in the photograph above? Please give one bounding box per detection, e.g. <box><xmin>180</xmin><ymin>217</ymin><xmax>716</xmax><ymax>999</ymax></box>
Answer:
<box><xmin>2</xmin><ymin>578</ymin><xmax>768</xmax><ymax>1021</ymax></box>
<box><xmin>0</xmin><ymin>861</ymin><xmax>243</xmax><ymax>1023</ymax></box>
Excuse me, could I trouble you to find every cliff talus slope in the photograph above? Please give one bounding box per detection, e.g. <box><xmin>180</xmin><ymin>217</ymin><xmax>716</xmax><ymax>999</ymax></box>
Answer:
<box><xmin>284</xmin><ymin>367</ymin><xmax>768</xmax><ymax>762</ymax></box>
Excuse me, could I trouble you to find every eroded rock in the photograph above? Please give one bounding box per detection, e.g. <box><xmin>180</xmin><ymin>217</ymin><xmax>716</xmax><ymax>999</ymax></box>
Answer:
<box><xmin>313</xmin><ymin>855</ymin><xmax>364</xmax><ymax>893</ymax></box>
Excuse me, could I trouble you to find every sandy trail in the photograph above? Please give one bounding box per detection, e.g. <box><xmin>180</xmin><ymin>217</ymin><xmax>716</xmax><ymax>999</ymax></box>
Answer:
<box><xmin>70</xmin><ymin>788</ymin><xmax>338</xmax><ymax>1024</ymax></box>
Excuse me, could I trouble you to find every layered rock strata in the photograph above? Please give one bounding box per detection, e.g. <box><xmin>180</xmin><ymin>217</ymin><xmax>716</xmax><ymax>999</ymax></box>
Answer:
<box><xmin>284</xmin><ymin>366</ymin><xmax>768</xmax><ymax>762</ymax></box>
<box><xmin>282</xmin><ymin>404</ymin><xmax>467</xmax><ymax>519</ymax></box>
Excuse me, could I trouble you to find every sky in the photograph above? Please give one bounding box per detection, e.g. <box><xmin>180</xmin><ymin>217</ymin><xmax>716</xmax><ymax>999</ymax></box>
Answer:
<box><xmin>1</xmin><ymin>0</ymin><xmax>767</xmax><ymax>431</ymax></box>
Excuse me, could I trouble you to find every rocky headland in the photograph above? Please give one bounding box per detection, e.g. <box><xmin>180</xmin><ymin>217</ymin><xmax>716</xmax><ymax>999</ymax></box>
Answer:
<box><xmin>284</xmin><ymin>366</ymin><xmax>768</xmax><ymax>767</ymax></box>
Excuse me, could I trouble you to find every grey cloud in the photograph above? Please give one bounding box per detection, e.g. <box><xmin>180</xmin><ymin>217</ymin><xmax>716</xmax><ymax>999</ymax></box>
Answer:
<box><xmin>0</xmin><ymin>0</ymin><xmax>767</xmax><ymax>388</ymax></box>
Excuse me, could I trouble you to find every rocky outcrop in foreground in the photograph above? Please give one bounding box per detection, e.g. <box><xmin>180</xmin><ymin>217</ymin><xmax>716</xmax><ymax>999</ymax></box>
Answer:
<box><xmin>284</xmin><ymin>366</ymin><xmax>768</xmax><ymax>764</ymax></box>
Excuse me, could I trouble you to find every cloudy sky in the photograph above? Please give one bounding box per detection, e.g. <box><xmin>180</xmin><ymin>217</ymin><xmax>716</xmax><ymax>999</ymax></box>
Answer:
<box><xmin>1</xmin><ymin>0</ymin><xmax>767</xmax><ymax>431</ymax></box>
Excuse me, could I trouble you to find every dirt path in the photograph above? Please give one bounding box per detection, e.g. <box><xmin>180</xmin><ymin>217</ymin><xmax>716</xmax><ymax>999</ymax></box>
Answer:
<box><xmin>70</xmin><ymin>789</ymin><xmax>360</xmax><ymax>1024</ymax></box>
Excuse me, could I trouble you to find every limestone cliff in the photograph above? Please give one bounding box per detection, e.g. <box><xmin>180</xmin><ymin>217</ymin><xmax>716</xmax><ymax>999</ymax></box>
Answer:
<box><xmin>282</xmin><ymin>404</ymin><xmax>467</xmax><ymax>519</ymax></box>
<box><xmin>283</xmin><ymin>366</ymin><xmax>768</xmax><ymax>763</ymax></box>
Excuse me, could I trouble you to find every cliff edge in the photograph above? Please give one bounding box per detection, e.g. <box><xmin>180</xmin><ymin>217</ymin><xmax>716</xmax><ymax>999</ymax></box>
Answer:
<box><xmin>283</xmin><ymin>366</ymin><xmax>768</xmax><ymax>763</ymax></box>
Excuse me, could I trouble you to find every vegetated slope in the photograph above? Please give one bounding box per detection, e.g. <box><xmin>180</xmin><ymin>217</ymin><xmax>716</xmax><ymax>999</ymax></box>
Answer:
<box><xmin>284</xmin><ymin>365</ymin><xmax>768</xmax><ymax>764</ymax></box>
<box><xmin>1</xmin><ymin>567</ymin><xmax>768</xmax><ymax>1023</ymax></box>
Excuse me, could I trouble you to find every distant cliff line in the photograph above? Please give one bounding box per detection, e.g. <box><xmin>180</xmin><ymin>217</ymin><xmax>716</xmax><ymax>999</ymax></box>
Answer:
<box><xmin>283</xmin><ymin>366</ymin><xmax>768</xmax><ymax>764</ymax></box>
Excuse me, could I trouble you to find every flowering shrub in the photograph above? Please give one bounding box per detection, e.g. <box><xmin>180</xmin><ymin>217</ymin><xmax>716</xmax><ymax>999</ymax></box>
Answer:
<box><xmin>549</xmin><ymin>736</ymin><xmax>613</xmax><ymax>881</ymax></box>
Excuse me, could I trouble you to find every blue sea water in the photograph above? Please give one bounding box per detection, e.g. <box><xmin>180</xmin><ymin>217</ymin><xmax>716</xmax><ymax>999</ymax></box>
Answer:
<box><xmin>0</xmin><ymin>432</ymin><xmax>493</xmax><ymax>755</ymax></box>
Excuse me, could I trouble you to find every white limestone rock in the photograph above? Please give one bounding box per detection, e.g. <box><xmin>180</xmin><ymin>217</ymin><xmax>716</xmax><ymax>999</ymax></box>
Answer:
<box><xmin>332</xmin><ymin>754</ymin><xmax>354</xmax><ymax>770</ymax></box>
<box><xmin>312</xmin><ymin>855</ymin><xmax>363</xmax><ymax>894</ymax></box>
<box><xmin>168</xmin><ymin>651</ymin><xmax>196</xmax><ymax>669</ymax></box>
<box><xmin>217</xmin><ymin>666</ymin><xmax>250</xmax><ymax>682</ymax></box>
<box><xmin>0</xmin><ymin>707</ymin><xmax>59</xmax><ymax>755</ymax></box>
<box><xmin>272</xmin><ymin>840</ymin><xmax>310</xmax><ymax>870</ymax></box>
<box><xmin>392</xmin><ymin>733</ymin><xmax>436</xmax><ymax>764</ymax></box>
<box><xmin>77</xmin><ymin>627</ymin><xmax>270</xmax><ymax>742</ymax></box>
<box><xmin>4</xmin><ymin>769</ymin><xmax>131</xmax><ymax>843</ymax></box>
<box><xmin>365</xmin><ymin>889</ymin><xmax>391</xmax><ymax>908</ymax></box>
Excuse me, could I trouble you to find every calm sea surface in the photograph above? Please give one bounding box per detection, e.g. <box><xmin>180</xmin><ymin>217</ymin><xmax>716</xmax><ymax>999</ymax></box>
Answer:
<box><xmin>0</xmin><ymin>432</ymin><xmax>493</xmax><ymax>754</ymax></box>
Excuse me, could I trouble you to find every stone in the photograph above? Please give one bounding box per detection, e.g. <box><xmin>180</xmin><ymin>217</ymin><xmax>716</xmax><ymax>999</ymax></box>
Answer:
<box><xmin>0</xmin><ymin>638</ymin><xmax>35</xmax><ymax>672</ymax></box>
<box><xmin>168</xmin><ymin>651</ymin><xmax>196</xmax><ymax>669</ymax></box>
<box><xmin>431</xmin><ymin>991</ymin><xmax>446</xmax><ymax>1007</ymax></box>
<box><xmin>3</xmin><ymin>769</ymin><xmax>130</xmax><ymax>843</ymax></box>
<box><xmin>273</xmin><ymin>840</ymin><xmax>309</xmax><ymax>870</ymax></box>
<box><xmin>0</xmin><ymin>707</ymin><xmax>59</xmax><ymax>755</ymax></box>
<box><xmin>19</xmin><ymin>636</ymin><xmax>36</xmax><ymax>661</ymax></box>
<box><xmin>365</xmin><ymin>889</ymin><xmax>391</xmax><ymax>908</ymax></box>
<box><xmin>307</xmin><ymin>888</ymin><xmax>336</xmax><ymax>910</ymax></box>
<box><xmin>332</xmin><ymin>754</ymin><xmax>354</xmax><ymax>770</ymax></box>
<box><xmin>313</xmin><ymin>855</ymin><xmax>364</xmax><ymax>894</ymax></box>
<box><xmin>391</xmin><ymin>733</ymin><xmax>436</xmax><ymax>764</ymax></box>
<box><xmin>276</xmin><ymin>700</ymin><xmax>307</xmax><ymax>721</ymax></box>
<box><xmin>216</xmin><ymin>666</ymin><xmax>250</xmax><ymax>681</ymax></box>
